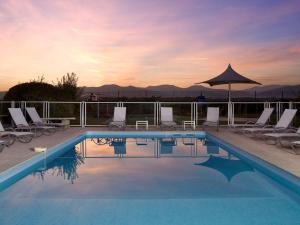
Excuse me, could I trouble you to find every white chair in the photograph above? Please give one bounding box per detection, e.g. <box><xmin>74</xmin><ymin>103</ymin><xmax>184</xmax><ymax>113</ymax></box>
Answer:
<box><xmin>203</xmin><ymin>107</ymin><xmax>219</xmax><ymax>131</ymax></box>
<box><xmin>26</xmin><ymin>107</ymin><xmax>65</xmax><ymax>129</ymax></box>
<box><xmin>231</xmin><ymin>108</ymin><xmax>274</xmax><ymax>131</ymax></box>
<box><xmin>263</xmin><ymin>127</ymin><xmax>300</xmax><ymax>146</ymax></box>
<box><xmin>0</xmin><ymin>121</ymin><xmax>34</xmax><ymax>144</ymax></box>
<box><xmin>0</xmin><ymin>140</ymin><xmax>6</xmax><ymax>153</ymax></box>
<box><xmin>8</xmin><ymin>108</ymin><xmax>56</xmax><ymax>136</ymax></box>
<box><xmin>160</xmin><ymin>107</ymin><xmax>177</xmax><ymax>129</ymax></box>
<box><xmin>291</xmin><ymin>140</ymin><xmax>300</xmax><ymax>153</ymax></box>
<box><xmin>243</xmin><ymin>109</ymin><xmax>297</xmax><ymax>137</ymax></box>
<box><xmin>109</xmin><ymin>107</ymin><xmax>126</xmax><ymax>128</ymax></box>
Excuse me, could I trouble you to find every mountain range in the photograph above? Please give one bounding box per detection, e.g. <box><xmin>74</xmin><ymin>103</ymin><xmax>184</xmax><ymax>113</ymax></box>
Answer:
<box><xmin>1</xmin><ymin>84</ymin><xmax>299</xmax><ymax>100</ymax></box>
<box><xmin>82</xmin><ymin>84</ymin><xmax>300</xmax><ymax>99</ymax></box>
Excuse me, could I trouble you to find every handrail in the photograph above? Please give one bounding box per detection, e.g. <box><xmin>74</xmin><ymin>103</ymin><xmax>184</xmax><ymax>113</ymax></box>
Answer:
<box><xmin>0</xmin><ymin>101</ymin><xmax>299</xmax><ymax>127</ymax></box>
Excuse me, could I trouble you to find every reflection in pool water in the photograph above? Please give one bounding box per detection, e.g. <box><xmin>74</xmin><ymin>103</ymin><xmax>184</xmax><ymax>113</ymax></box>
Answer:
<box><xmin>1</xmin><ymin>136</ymin><xmax>300</xmax><ymax>225</ymax></box>
<box><xmin>33</xmin><ymin>147</ymin><xmax>84</xmax><ymax>184</ymax></box>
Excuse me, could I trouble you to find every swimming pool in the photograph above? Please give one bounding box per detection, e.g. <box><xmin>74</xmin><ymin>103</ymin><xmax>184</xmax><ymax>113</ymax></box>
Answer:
<box><xmin>1</xmin><ymin>131</ymin><xmax>300</xmax><ymax>225</ymax></box>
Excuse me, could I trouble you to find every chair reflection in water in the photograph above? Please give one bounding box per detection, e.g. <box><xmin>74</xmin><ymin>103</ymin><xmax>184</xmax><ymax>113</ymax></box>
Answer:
<box><xmin>110</xmin><ymin>138</ymin><xmax>126</xmax><ymax>157</ymax></box>
<box><xmin>159</xmin><ymin>138</ymin><xmax>177</xmax><ymax>154</ymax></box>
<box><xmin>182</xmin><ymin>138</ymin><xmax>195</xmax><ymax>146</ymax></box>
<box><xmin>205</xmin><ymin>140</ymin><xmax>220</xmax><ymax>155</ymax></box>
<box><xmin>136</xmin><ymin>138</ymin><xmax>148</xmax><ymax>146</ymax></box>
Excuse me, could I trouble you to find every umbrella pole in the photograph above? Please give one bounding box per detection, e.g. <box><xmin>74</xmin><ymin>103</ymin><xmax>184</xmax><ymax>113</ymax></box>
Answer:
<box><xmin>228</xmin><ymin>83</ymin><xmax>231</xmax><ymax>102</ymax></box>
<box><xmin>228</xmin><ymin>83</ymin><xmax>232</xmax><ymax>125</ymax></box>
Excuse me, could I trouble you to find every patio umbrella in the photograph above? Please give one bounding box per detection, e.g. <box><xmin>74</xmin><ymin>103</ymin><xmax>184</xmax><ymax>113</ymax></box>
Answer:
<box><xmin>195</xmin><ymin>155</ymin><xmax>254</xmax><ymax>182</ymax></box>
<box><xmin>195</xmin><ymin>64</ymin><xmax>261</xmax><ymax>101</ymax></box>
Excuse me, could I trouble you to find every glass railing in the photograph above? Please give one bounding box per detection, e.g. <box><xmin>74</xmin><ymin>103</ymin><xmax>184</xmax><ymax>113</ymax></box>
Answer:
<box><xmin>0</xmin><ymin>101</ymin><xmax>298</xmax><ymax>127</ymax></box>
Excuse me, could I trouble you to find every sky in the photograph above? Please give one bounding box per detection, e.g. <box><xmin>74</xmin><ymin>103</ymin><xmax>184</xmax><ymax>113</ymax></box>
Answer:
<box><xmin>0</xmin><ymin>0</ymin><xmax>300</xmax><ymax>91</ymax></box>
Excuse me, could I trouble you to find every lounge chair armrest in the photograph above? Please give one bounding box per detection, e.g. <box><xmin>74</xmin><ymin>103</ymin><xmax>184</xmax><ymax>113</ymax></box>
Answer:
<box><xmin>285</xmin><ymin>127</ymin><xmax>298</xmax><ymax>132</ymax></box>
<box><xmin>263</xmin><ymin>125</ymin><xmax>274</xmax><ymax>128</ymax></box>
<box><xmin>273</xmin><ymin>127</ymin><xmax>288</xmax><ymax>133</ymax></box>
<box><xmin>15</xmin><ymin>125</ymin><xmax>31</xmax><ymax>132</ymax></box>
<box><xmin>244</xmin><ymin>121</ymin><xmax>256</xmax><ymax>125</ymax></box>
<box><xmin>31</xmin><ymin>122</ymin><xmax>44</xmax><ymax>127</ymax></box>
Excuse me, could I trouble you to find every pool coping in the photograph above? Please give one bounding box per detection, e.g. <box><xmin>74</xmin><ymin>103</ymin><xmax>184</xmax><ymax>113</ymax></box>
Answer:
<box><xmin>1</xmin><ymin>131</ymin><xmax>300</xmax><ymax>195</ymax></box>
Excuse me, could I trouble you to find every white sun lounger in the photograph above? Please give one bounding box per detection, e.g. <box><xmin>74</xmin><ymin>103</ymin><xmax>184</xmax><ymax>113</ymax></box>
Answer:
<box><xmin>243</xmin><ymin>109</ymin><xmax>297</xmax><ymax>137</ymax></box>
<box><xmin>291</xmin><ymin>141</ymin><xmax>300</xmax><ymax>152</ymax></box>
<box><xmin>0</xmin><ymin>121</ymin><xmax>34</xmax><ymax>144</ymax></box>
<box><xmin>0</xmin><ymin>140</ymin><xmax>6</xmax><ymax>153</ymax></box>
<box><xmin>203</xmin><ymin>107</ymin><xmax>219</xmax><ymax>131</ymax></box>
<box><xmin>263</xmin><ymin>127</ymin><xmax>300</xmax><ymax>145</ymax></box>
<box><xmin>160</xmin><ymin>107</ymin><xmax>177</xmax><ymax>129</ymax></box>
<box><xmin>231</xmin><ymin>108</ymin><xmax>274</xmax><ymax>131</ymax></box>
<box><xmin>26</xmin><ymin>107</ymin><xmax>65</xmax><ymax>129</ymax></box>
<box><xmin>8</xmin><ymin>108</ymin><xmax>56</xmax><ymax>136</ymax></box>
<box><xmin>109</xmin><ymin>107</ymin><xmax>126</xmax><ymax>128</ymax></box>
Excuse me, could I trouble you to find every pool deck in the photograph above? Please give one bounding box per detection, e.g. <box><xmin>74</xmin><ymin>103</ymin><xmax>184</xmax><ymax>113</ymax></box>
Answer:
<box><xmin>1</xmin><ymin>127</ymin><xmax>300</xmax><ymax>177</ymax></box>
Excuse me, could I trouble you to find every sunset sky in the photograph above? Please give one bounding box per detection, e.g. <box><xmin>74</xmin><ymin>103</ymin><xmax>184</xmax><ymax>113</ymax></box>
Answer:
<box><xmin>0</xmin><ymin>0</ymin><xmax>300</xmax><ymax>91</ymax></box>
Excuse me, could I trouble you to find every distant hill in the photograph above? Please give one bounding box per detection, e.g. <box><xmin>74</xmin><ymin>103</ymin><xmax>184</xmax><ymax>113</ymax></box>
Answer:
<box><xmin>1</xmin><ymin>84</ymin><xmax>299</xmax><ymax>100</ymax></box>
<box><xmin>81</xmin><ymin>84</ymin><xmax>300</xmax><ymax>99</ymax></box>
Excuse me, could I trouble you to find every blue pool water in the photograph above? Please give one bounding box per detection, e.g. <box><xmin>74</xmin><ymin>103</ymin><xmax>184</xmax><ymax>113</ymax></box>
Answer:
<box><xmin>1</xmin><ymin>132</ymin><xmax>300</xmax><ymax>225</ymax></box>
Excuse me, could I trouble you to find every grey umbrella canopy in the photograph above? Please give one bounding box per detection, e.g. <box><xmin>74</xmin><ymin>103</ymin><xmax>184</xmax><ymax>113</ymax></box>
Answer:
<box><xmin>196</xmin><ymin>64</ymin><xmax>261</xmax><ymax>101</ymax></box>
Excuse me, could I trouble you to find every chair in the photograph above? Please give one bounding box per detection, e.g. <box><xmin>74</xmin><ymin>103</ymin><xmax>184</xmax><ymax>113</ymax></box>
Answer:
<box><xmin>231</xmin><ymin>108</ymin><xmax>274</xmax><ymax>131</ymax></box>
<box><xmin>160</xmin><ymin>107</ymin><xmax>177</xmax><ymax>129</ymax></box>
<box><xmin>0</xmin><ymin>140</ymin><xmax>6</xmax><ymax>153</ymax></box>
<box><xmin>243</xmin><ymin>109</ymin><xmax>297</xmax><ymax>137</ymax></box>
<box><xmin>109</xmin><ymin>107</ymin><xmax>126</xmax><ymax>128</ymax></box>
<box><xmin>263</xmin><ymin>127</ymin><xmax>300</xmax><ymax>146</ymax></box>
<box><xmin>0</xmin><ymin>120</ymin><xmax>34</xmax><ymax>144</ymax></box>
<box><xmin>203</xmin><ymin>107</ymin><xmax>219</xmax><ymax>131</ymax></box>
<box><xmin>291</xmin><ymin>140</ymin><xmax>300</xmax><ymax>153</ymax></box>
<box><xmin>8</xmin><ymin>108</ymin><xmax>56</xmax><ymax>136</ymax></box>
<box><xmin>26</xmin><ymin>107</ymin><xmax>65</xmax><ymax>129</ymax></box>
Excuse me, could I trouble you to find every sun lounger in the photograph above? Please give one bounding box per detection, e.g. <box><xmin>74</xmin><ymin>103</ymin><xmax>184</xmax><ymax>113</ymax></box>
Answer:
<box><xmin>109</xmin><ymin>107</ymin><xmax>126</xmax><ymax>128</ymax></box>
<box><xmin>160</xmin><ymin>107</ymin><xmax>177</xmax><ymax>129</ymax></box>
<box><xmin>203</xmin><ymin>107</ymin><xmax>219</xmax><ymax>131</ymax></box>
<box><xmin>230</xmin><ymin>108</ymin><xmax>274</xmax><ymax>131</ymax></box>
<box><xmin>291</xmin><ymin>141</ymin><xmax>300</xmax><ymax>153</ymax></box>
<box><xmin>26</xmin><ymin>107</ymin><xmax>65</xmax><ymax>129</ymax></box>
<box><xmin>243</xmin><ymin>109</ymin><xmax>297</xmax><ymax>137</ymax></box>
<box><xmin>263</xmin><ymin>127</ymin><xmax>300</xmax><ymax>146</ymax></box>
<box><xmin>8</xmin><ymin>108</ymin><xmax>56</xmax><ymax>136</ymax></box>
<box><xmin>0</xmin><ymin>140</ymin><xmax>6</xmax><ymax>153</ymax></box>
<box><xmin>0</xmin><ymin>120</ymin><xmax>34</xmax><ymax>144</ymax></box>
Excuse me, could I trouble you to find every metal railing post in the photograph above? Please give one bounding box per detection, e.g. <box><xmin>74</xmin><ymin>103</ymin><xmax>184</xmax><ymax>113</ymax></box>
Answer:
<box><xmin>47</xmin><ymin>102</ymin><xmax>50</xmax><ymax>118</ymax></box>
<box><xmin>157</xmin><ymin>102</ymin><xmax>160</xmax><ymax>126</ymax></box>
<box><xmin>232</xmin><ymin>102</ymin><xmax>234</xmax><ymax>125</ymax></box>
<box><xmin>154</xmin><ymin>102</ymin><xmax>156</xmax><ymax>126</ymax></box>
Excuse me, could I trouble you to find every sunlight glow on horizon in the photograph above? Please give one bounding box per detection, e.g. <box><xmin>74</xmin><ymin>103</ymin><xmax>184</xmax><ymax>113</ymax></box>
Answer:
<box><xmin>0</xmin><ymin>0</ymin><xmax>300</xmax><ymax>91</ymax></box>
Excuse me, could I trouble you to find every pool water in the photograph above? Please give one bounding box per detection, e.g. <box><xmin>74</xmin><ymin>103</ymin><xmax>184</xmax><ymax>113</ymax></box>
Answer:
<box><xmin>1</xmin><ymin>134</ymin><xmax>300</xmax><ymax>225</ymax></box>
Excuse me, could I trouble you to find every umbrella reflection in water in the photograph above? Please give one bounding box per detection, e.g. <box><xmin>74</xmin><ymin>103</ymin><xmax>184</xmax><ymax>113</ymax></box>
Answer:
<box><xmin>195</xmin><ymin>154</ymin><xmax>254</xmax><ymax>182</ymax></box>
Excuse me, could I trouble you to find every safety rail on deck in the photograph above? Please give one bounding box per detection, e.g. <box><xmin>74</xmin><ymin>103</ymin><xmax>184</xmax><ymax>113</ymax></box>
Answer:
<box><xmin>0</xmin><ymin>101</ymin><xmax>299</xmax><ymax>127</ymax></box>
